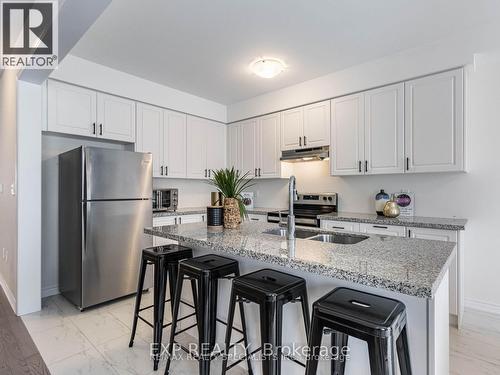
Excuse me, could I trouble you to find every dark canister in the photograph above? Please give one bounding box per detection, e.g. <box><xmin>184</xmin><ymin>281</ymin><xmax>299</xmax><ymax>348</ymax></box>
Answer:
<box><xmin>207</xmin><ymin>206</ymin><xmax>224</xmax><ymax>227</ymax></box>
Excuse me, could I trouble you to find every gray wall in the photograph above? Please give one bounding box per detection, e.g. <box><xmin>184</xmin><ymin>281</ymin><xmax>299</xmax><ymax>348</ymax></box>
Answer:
<box><xmin>0</xmin><ymin>70</ymin><xmax>18</xmax><ymax>305</ymax></box>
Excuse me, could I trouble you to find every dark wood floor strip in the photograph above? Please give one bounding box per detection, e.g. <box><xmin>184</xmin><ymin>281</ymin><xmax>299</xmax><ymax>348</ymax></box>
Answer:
<box><xmin>0</xmin><ymin>287</ymin><xmax>50</xmax><ymax>375</ymax></box>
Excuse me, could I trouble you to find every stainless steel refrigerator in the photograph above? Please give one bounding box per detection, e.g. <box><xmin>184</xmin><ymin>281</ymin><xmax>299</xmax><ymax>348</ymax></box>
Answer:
<box><xmin>59</xmin><ymin>147</ymin><xmax>153</xmax><ymax>310</ymax></box>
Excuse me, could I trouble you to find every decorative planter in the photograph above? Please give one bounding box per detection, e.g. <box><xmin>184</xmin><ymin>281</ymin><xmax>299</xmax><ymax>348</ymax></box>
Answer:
<box><xmin>223</xmin><ymin>197</ymin><xmax>241</xmax><ymax>229</ymax></box>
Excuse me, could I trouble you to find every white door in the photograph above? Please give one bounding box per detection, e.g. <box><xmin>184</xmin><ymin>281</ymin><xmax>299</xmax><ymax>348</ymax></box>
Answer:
<box><xmin>206</xmin><ymin>120</ymin><xmax>226</xmax><ymax>178</ymax></box>
<box><xmin>258</xmin><ymin>113</ymin><xmax>281</xmax><ymax>178</ymax></box>
<box><xmin>227</xmin><ymin>124</ymin><xmax>242</xmax><ymax>172</ymax></box>
<box><xmin>47</xmin><ymin>80</ymin><xmax>96</xmax><ymax>137</ymax></box>
<box><xmin>364</xmin><ymin>83</ymin><xmax>405</xmax><ymax>175</ymax></box>
<box><xmin>164</xmin><ymin>110</ymin><xmax>187</xmax><ymax>178</ymax></box>
<box><xmin>186</xmin><ymin>116</ymin><xmax>208</xmax><ymax>179</ymax></box>
<box><xmin>405</xmin><ymin>68</ymin><xmax>464</xmax><ymax>173</ymax></box>
<box><xmin>96</xmin><ymin>93</ymin><xmax>136</xmax><ymax>142</ymax></box>
<box><xmin>330</xmin><ymin>94</ymin><xmax>365</xmax><ymax>175</ymax></box>
<box><xmin>281</xmin><ymin>107</ymin><xmax>304</xmax><ymax>150</ymax></box>
<box><xmin>359</xmin><ymin>223</ymin><xmax>406</xmax><ymax>237</ymax></box>
<box><xmin>136</xmin><ymin>103</ymin><xmax>164</xmax><ymax>177</ymax></box>
<box><xmin>240</xmin><ymin>119</ymin><xmax>258</xmax><ymax>177</ymax></box>
<box><xmin>408</xmin><ymin>227</ymin><xmax>459</xmax><ymax>316</ymax></box>
<box><xmin>303</xmin><ymin>101</ymin><xmax>330</xmax><ymax>148</ymax></box>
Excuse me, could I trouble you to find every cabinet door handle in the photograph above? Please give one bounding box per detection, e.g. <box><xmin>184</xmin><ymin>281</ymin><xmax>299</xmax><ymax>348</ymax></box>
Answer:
<box><xmin>204</xmin><ymin>169</ymin><xmax>207</xmax><ymax>178</ymax></box>
<box><xmin>408</xmin><ymin>229</ymin><xmax>411</xmax><ymax>237</ymax></box>
<box><xmin>250</xmin><ymin>218</ymin><xmax>259</xmax><ymax>221</ymax></box>
<box><xmin>358</xmin><ymin>161</ymin><xmax>362</xmax><ymax>173</ymax></box>
<box><xmin>208</xmin><ymin>169</ymin><xmax>211</xmax><ymax>178</ymax></box>
<box><xmin>303</xmin><ymin>136</ymin><xmax>307</xmax><ymax>146</ymax></box>
<box><xmin>373</xmin><ymin>225</ymin><xmax>388</xmax><ymax>229</ymax></box>
<box><xmin>406</xmin><ymin>157</ymin><xmax>410</xmax><ymax>171</ymax></box>
<box><xmin>255</xmin><ymin>168</ymin><xmax>257</xmax><ymax>177</ymax></box>
<box><xmin>299</xmin><ymin>136</ymin><xmax>302</xmax><ymax>147</ymax></box>
<box><xmin>160</xmin><ymin>166</ymin><xmax>164</xmax><ymax>175</ymax></box>
<box><xmin>165</xmin><ymin>166</ymin><xmax>168</xmax><ymax>176</ymax></box>
<box><xmin>92</xmin><ymin>123</ymin><xmax>96</xmax><ymax>135</ymax></box>
<box><xmin>331</xmin><ymin>226</ymin><xmax>345</xmax><ymax>230</ymax></box>
<box><xmin>178</xmin><ymin>217</ymin><xmax>182</xmax><ymax>224</ymax></box>
<box><xmin>99</xmin><ymin>124</ymin><xmax>103</xmax><ymax>135</ymax></box>
<box><xmin>258</xmin><ymin>168</ymin><xmax>261</xmax><ymax>177</ymax></box>
<box><xmin>365</xmin><ymin>160</ymin><xmax>368</xmax><ymax>172</ymax></box>
<box><xmin>174</xmin><ymin>217</ymin><xmax>177</xmax><ymax>225</ymax></box>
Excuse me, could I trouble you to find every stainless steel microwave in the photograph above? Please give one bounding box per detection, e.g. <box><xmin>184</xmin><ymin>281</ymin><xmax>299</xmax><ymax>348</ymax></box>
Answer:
<box><xmin>152</xmin><ymin>189</ymin><xmax>178</xmax><ymax>212</ymax></box>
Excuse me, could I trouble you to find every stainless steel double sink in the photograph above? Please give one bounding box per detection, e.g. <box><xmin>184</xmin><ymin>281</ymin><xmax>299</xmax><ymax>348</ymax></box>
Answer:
<box><xmin>263</xmin><ymin>227</ymin><xmax>368</xmax><ymax>245</ymax></box>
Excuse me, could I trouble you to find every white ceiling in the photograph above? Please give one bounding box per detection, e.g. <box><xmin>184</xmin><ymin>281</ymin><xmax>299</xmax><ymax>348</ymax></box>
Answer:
<box><xmin>71</xmin><ymin>0</ymin><xmax>500</xmax><ymax>105</ymax></box>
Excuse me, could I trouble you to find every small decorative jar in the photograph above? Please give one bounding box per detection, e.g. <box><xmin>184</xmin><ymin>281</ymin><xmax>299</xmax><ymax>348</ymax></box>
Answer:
<box><xmin>223</xmin><ymin>197</ymin><xmax>241</xmax><ymax>229</ymax></box>
<box><xmin>375</xmin><ymin>189</ymin><xmax>390</xmax><ymax>216</ymax></box>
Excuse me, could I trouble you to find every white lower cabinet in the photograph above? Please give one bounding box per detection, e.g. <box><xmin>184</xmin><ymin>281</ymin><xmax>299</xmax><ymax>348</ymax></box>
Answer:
<box><xmin>152</xmin><ymin>214</ymin><xmax>206</xmax><ymax>245</ymax></box>
<box><xmin>359</xmin><ymin>223</ymin><xmax>406</xmax><ymax>237</ymax></box>
<box><xmin>320</xmin><ymin>220</ymin><xmax>360</xmax><ymax>233</ymax></box>
<box><xmin>247</xmin><ymin>213</ymin><xmax>267</xmax><ymax>222</ymax></box>
<box><xmin>407</xmin><ymin>227</ymin><xmax>461</xmax><ymax>322</ymax></box>
<box><xmin>178</xmin><ymin>214</ymin><xmax>206</xmax><ymax>224</ymax></box>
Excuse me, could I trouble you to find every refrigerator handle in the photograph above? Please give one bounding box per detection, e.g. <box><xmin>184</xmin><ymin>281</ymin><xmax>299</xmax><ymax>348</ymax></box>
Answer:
<box><xmin>82</xmin><ymin>202</ymin><xmax>87</xmax><ymax>257</ymax></box>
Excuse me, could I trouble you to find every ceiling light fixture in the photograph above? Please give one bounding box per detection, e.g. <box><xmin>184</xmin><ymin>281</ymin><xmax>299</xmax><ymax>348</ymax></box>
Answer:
<box><xmin>250</xmin><ymin>57</ymin><xmax>286</xmax><ymax>79</ymax></box>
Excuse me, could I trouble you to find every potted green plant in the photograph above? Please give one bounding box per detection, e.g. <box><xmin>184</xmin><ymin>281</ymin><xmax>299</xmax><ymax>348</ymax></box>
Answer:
<box><xmin>208</xmin><ymin>168</ymin><xmax>255</xmax><ymax>229</ymax></box>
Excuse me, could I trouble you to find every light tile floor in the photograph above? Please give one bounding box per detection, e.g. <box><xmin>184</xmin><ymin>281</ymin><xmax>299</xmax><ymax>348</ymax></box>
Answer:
<box><xmin>21</xmin><ymin>293</ymin><xmax>500</xmax><ymax>374</ymax></box>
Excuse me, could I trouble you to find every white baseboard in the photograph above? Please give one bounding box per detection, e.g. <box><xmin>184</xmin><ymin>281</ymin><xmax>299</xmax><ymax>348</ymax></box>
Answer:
<box><xmin>465</xmin><ymin>298</ymin><xmax>500</xmax><ymax>316</ymax></box>
<box><xmin>0</xmin><ymin>272</ymin><xmax>17</xmax><ymax>313</ymax></box>
<box><xmin>42</xmin><ymin>284</ymin><xmax>59</xmax><ymax>298</ymax></box>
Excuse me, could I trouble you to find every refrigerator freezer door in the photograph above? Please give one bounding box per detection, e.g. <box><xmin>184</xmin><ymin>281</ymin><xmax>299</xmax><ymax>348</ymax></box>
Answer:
<box><xmin>82</xmin><ymin>200</ymin><xmax>152</xmax><ymax>308</ymax></box>
<box><xmin>85</xmin><ymin>147</ymin><xmax>152</xmax><ymax>200</ymax></box>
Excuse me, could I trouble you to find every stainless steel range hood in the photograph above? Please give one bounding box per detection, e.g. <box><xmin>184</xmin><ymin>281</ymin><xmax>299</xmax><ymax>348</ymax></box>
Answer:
<box><xmin>280</xmin><ymin>146</ymin><xmax>329</xmax><ymax>162</ymax></box>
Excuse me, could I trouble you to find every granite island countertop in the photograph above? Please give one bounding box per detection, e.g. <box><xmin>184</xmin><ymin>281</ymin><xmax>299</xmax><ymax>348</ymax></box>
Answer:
<box><xmin>145</xmin><ymin>221</ymin><xmax>456</xmax><ymax>299</ymax></box>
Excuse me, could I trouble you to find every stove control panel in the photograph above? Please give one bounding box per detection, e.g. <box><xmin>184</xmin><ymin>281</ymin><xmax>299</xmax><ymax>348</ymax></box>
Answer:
<box><xmin>295</xmin><ymin>193</ymin><xmax>337</xmax><ymax>206</ymax></box>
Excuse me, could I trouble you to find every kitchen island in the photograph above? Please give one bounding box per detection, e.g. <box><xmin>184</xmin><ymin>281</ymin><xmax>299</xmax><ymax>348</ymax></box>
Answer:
<box><xmin>145</xmin><ymin>221</ymin><xmax>456</xmax><ymax>375</ymax></box>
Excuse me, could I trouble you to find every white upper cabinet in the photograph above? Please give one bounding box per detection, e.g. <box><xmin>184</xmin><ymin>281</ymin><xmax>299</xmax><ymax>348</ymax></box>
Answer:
<box><xmin>96</xmin><ymin>93</ymin><xmax>136</xmax><ymax>142</ymax></box>
<box><xmin>258</xmin><ymin>113</ymin><xmax>281</xmax><ymax>178</ymax></box>
<box><xmin>364</xmin><ymin>83</ymin><xmax>405</xmax><ymax>175</ymax></box>
<box><xmin>240</xmin><ymin>119</ymin><xmax>258</xmax><ymax>177</ymax></box>
<box><xmin>136</xmin><ymin>105</ymin><xmax>187</xmax><ymax>178</ymax></box>
<box><xmin>281</xmin><ymin>100</ymin><xmax>330</xmax><ymax>151</ymax></box>
<box><xmin>331</xmin><ymin>93</ymin><xmax>365</xmax><ymax>175</ymax></box>
<box><xmin>186</xmin><ymin>116</ymin><xmax>208</xmax><ymax>179</ymax></box>
<box><xmin>303</xmin><ymin>101</ymin><xmax>330</xmax><ymax>148</ymax></box>
<box><xmin>206</xmin><ymin>120</ymin><xmax>226</xmax><ymax>175</ymax></box>
<box><xmin>48</xmin><ymin>80</ymin><xmax>135</xmax><ymax>143</ymax></box>
<box><xmin>186</xmin><ymin>116</ymin><xmax>226</xmax><ymax>179</ymax></box>
<box><xmin>405</xmin><ymin>68</ymin><xmax>464</xmax><ymax>173</ymax></box>
<box><xmin>47</xmin><ymin>80</ymin><xmax>96</xmax><ymax>137</ymax></box>
<box><xmin>281</xmin><ymin>108</ymin><xmax>303</xmax><ymax>150</ymax></box>
<box><xmin>227</xmin><ymin>124</ymin><xmax>242</xmax><ymax>172</ymax></box>
<box><xmin>136</xmin><ymin>103</ymin><xmax>163</xmax><ymax>177</ymax></box>
<box><xmin>163</xmin><ymin>110</ymin><xmax>187</xmax><ymax>178</ymax></box>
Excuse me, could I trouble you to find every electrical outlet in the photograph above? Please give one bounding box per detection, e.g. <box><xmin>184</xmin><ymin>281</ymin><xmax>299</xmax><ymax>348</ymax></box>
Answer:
<box><xmin>10</xmin><ymin>184</ymin><xmax>15</xmax><ymax>196</ymax></box>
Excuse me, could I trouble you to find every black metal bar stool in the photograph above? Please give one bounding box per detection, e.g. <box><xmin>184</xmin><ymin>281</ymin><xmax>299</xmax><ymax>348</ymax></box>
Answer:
<box><xmin>165</xmin><ymin>254</ymin><xmax>253</xmax><ymax>375</ymax></box>
<box><xmin>222</xmin><ymin>268</ymin><xmax>310</xmax><ymax>375</ymax></box>
<box><xmin>305</xmin><ymin>287</ymin><xmax>412</xmax><ymax>375</ymax></box>
<box><xmin>129</xmin><ymin>244</ymin><xmax>198</xmax><ymax>371</ymax></box>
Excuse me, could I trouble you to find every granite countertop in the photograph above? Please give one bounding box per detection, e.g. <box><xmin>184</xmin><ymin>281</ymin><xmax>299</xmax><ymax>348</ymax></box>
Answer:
<box><xmin>319</xmin><ymin>212</ymin><xmax>467</xmax><ymax>231</ymax></box>
<box><xmin>153</xmin><ymin>207</ymin><xmax>285</xmax><ymax>218</ymax></box>
<box><xmin>145</xmin><ymin>222</ymin><xmax>456</xmax><ymax>299</ymax></box>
